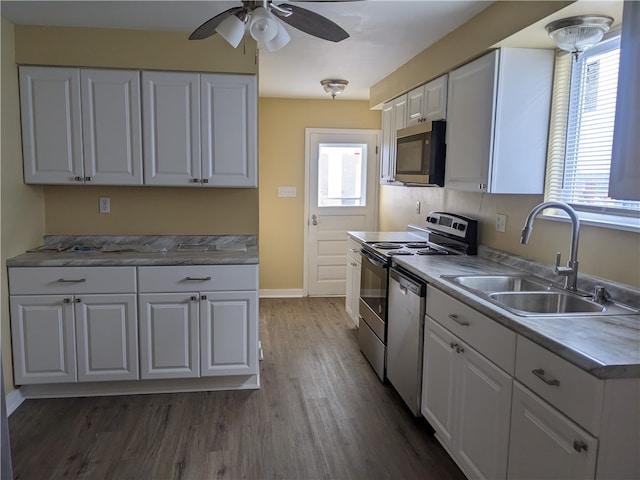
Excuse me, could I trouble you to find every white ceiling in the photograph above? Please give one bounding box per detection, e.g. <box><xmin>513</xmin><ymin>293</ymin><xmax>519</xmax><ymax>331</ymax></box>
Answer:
<box><xmin>1</xmin><ymin>0</ymin><xmax>493</xmax><ymax>100</ymax></box>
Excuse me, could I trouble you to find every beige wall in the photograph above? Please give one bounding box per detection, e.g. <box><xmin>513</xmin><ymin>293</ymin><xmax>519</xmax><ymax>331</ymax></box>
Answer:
<box><xmin>380</xmin><ymin>187</ymin><xmax>640</xmax><ymax>288</ymax></box>
<box><xmin>259</xmin><ymin>98</ymin><xmax>380</xmax><ymax>290</ymax></box>
<box><xmin>1</xmin><ymin>18</ymin><xmax>46</xmax><ymax>395</ymax></box>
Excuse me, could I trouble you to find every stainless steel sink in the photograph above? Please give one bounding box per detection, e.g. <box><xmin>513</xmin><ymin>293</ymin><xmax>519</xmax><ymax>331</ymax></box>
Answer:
<box><xmin>448</xmin><ymin>275</ymin><xmax>551</xmax><ymax>293</ymax></box>
<box><xmin>441</xmin><ymin>274</ymin><xmax>639</xmax><ymax>317</ymax></box>
<box><xmin>488</xmin><ymin>291</ymin><xmax>606</xmax><ymax>315</ymax></box>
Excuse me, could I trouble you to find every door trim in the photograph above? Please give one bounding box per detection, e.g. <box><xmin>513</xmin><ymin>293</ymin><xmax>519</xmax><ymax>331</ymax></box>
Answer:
<box><xmin>303</xmin><ymin>128</ymin><xmax>380</xmax><ymax>296</ymax></box>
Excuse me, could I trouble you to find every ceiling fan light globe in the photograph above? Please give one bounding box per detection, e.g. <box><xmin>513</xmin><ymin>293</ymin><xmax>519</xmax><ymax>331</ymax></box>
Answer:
<box><xmin>249</xmin><ymin>7</ymin><xmax>279</xmax><ymax>43</ymax></box>
<box><xmin>215</xmin><ymin>14</ymin><xmax>245</xmax><ymax>48</ymax></box>
<box><xmin>265</xmin><ymin>22</ymin><xmax>291</xmax><ymax>52</ymax></box>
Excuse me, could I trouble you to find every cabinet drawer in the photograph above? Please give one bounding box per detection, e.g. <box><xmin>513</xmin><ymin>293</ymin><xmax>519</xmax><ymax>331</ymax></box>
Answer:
<box><xmin>426</xmin><ymin>286</ymin><xmax>516</xmax><ymax>374</ymax></box>
<box><xmin>516</xmin><ymin>335</ymin><xmax>604</xmax><ymax>435</ymax></box>
<box><xmin>8</xmin><ymin>267</ymin><xmax>137</xmax><ymax>294</ymax></box>
<box><xmin>347</xmin><ymin>237</ymin><xmax>361</xmax><ymax>263</ymax></box>
<box><xmin>138</xmin><ymin>265</ymin><xmax>258</xmax><ymax>292</ymax></box>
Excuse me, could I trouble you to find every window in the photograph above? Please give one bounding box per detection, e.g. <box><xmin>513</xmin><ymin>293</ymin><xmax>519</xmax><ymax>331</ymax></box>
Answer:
<box><xmin>317</xmin><ymin>144</ymin><xmax>367</xmax><ymax>207</ymax></box>
<box><xmin>545</xmin><ymin>34</ymin><xmax>640</xmax><ymax>230</ymax></box>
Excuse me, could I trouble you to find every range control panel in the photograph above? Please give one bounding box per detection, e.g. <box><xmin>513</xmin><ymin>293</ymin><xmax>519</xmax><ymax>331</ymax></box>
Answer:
<box><xmin>426</xmin><ymin>212</ymin><xmax>477</xmax><ymax>242</ymax></box>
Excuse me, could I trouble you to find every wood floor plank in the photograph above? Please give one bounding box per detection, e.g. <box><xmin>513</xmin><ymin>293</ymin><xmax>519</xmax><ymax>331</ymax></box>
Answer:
<box><xmin>9</xmin><ymin>297</ymin><xmax>464</xmax><ymax>479</ymax></box>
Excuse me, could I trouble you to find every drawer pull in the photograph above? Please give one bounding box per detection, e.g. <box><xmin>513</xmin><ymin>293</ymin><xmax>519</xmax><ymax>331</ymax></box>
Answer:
<box><xmin>573</xmin><ymin>440</ymin><xmax>588</xmax><ymax>453</ymax></box>
<box><xmin>532</xmin><ymin>368</ymin><xmax>560</xmax><ymax>387</ymax></box>
<box><xmin>448</xmin><ymin>314</ymin><xmax>470</xmax><ymax>326</ymax></box>
<box><xmin>63</xmin><ymin>298</ymin><xmax>72</xmax><ymax>304</ymax></box>
<box><xmin>190</xmin><ymin>295</ymin><xmax>198</xmax><ymax>301</ymax></box>
<box><xmin>184</xmin><ymin>276</ymin><xmax>212</xmax><ymax>281</ymax></box>
<box><xmin>57</xmin><ymin>278</ymin><xmax>86</xmax><ymax>283</ymax></box>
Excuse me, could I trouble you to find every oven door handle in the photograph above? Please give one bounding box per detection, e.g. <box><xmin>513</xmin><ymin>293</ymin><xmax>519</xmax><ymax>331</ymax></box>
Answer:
<box><xmin>361</xmin><ymin>249</ymin><xmax>387</xmax><ymax>268</ymax></box>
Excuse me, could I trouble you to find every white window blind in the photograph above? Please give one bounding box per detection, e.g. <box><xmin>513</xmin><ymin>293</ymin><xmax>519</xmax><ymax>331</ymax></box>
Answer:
<box><xmin>545</xmin><ymin>34</ymin><xmax>640</xmax><ymax>222</ymax></box>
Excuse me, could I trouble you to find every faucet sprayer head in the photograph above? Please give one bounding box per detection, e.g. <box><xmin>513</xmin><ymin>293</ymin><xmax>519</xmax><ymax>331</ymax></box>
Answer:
<box><xmin>520</xmin><ymin>226</ymin><xmax>532</xmax><ymax>244</ymax></box>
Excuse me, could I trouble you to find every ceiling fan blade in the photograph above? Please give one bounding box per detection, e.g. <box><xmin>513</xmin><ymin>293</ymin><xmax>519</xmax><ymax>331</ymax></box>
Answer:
<box><xmin>276</xmin><ymin>4</ymin><xmax>349</xmax><ymax>42</ymax></box>
<box><xmin>189</xmin><ymin>7</ymin><xmax>244</xmax><ymax>40</ymax></box>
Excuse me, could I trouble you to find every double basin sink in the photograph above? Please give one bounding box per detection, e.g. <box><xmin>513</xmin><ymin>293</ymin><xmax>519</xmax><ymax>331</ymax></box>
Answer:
<box><xmin>442</xmin><ymin>274</ymin><xmax>638</xmax><ymax>317</ymax></box>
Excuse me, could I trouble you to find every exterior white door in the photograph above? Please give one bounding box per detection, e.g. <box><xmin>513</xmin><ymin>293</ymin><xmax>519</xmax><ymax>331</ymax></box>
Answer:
<box><xmin>305</xmin><ymin>128</ymin><xmax>380</xmax><ymax>296</ymax></box>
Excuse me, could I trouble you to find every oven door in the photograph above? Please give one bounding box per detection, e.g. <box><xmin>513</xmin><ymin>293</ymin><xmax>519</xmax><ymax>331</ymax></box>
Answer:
<box><xmin>359</xmin><ymin>248</ymin><xmax>388</xmax><ymax>325</ymax></box>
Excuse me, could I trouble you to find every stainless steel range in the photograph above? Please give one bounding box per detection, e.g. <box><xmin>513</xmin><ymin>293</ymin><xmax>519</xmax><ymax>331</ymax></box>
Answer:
<box><xmin>358</xmin><ymin>212</ymin><xmax>478</xmax><ymax>382</ymax></box>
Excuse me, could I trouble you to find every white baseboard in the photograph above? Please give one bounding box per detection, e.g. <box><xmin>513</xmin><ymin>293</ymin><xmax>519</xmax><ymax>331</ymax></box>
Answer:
<box><xmin>259</xmin><ymin>289</ymin><xmax>304</xmax><ymax>298</ymax></box>
<box><xmin>6</xmin><ymin>387</ymin><xmax>25</xmax><ymax>416</ymax></box>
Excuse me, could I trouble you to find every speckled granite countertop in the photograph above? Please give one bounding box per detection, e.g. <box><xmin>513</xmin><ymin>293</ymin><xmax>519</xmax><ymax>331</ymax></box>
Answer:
<box><xmin>349</xmin><ymin>230</ymin><xmax>640</xmax><ymax>380</ymax></box>
<box><xmin>6</xmin><ymin>235</ymin><xmax>258</xmax><ymax>267</ymax></box>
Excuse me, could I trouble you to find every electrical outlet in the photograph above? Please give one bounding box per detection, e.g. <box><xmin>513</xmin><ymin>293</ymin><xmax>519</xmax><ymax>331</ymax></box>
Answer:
<box><xmin>99</xmin><ymin>197</ymin><xmax>110</xmax><ymax>214</ymax></box>
<box><xmin>496</xmin><ymin>213</ymin><xmax>507</xmax><ymax>233</ymax></box>
<box><xmin>415</xmin><ymin>201</ymin><xmax>421</xmax><ymax>214</ymax></box>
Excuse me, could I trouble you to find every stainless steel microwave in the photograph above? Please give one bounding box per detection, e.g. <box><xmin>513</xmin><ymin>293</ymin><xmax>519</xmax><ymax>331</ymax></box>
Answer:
<box><xmin>395</xmin><ymin>120</ymin><xmax>446</xmax><ymax>186</ymax></box>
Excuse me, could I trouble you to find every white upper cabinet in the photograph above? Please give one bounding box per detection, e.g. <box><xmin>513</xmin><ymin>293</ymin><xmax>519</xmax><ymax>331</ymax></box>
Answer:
<box><xmin>19</xmin><ymin>66</ymin><xmax>84</xmax><ymax>184</ymax></box>
<box><xmin>142</xmin><ymin>71</ymin><xmax>201</xmax><ymax>186</ymax></box>
<box><xmin>380</xmin><ymin>93</ymin><xmax>408</xmax><ymax>184</ymax></box>
<box><xmin>19</xmin><ymin>66</ymin><xmax>142</xmax><ymax>185</ymax></box>
<box><xmin>406</xmin><ymin>74</ymin><xmax>448</xmax><ymax>126</ymax></box>
<box><xmin>142</xmin><ymin>72</ymin><xmax>257</xmax><ymax>188</ymax></box>
<box><xmin>201</xmin><ymin>74</ymin><xmax>257</xmax><ymax>187</ymax></box>
<box><xmin>81</xmin><ymin>69</ymin><xmax>143</xmax><ymax>185</ymax></box>
<box><xmin>445</xmin><ymin>48</ymin><xmax>553</xmax><ymax>193</ymax></box>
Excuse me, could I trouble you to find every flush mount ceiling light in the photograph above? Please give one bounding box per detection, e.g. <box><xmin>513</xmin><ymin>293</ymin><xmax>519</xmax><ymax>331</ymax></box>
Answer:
<box><xmin>189</xmin><ymin>0</ymin><xmax>353</xmax><ymax>53</ymax></box>
<box><xmin>545</xmin><ymin>15</ymin><xmax>614</xmax><ymax>61</ymax></box>
<box><xmin>321</xmin><ymin>79</ymin><xmax>349</xmax><ymax>99</ymax></box>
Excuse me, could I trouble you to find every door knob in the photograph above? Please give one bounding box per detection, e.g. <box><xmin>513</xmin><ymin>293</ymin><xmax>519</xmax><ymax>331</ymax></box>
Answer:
<box><xmin>311</xmin><ymin>214</ymin><xmax>318</xmax><ymax>226</ymax></box>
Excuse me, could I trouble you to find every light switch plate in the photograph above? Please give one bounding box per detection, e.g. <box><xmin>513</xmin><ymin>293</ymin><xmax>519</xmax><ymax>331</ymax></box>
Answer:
<box><xmin>496</xmin><ymin>213</ymin><xmax>507</xmax><ymax>233</ymax></box>
<box><xmin>278</xmin><ymin>186</ymin><xmax>297</xmax><ymax>198</ymax></box>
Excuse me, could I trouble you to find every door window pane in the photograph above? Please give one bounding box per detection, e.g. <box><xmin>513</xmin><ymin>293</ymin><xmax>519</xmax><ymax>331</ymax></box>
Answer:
<box><xmin>317</xmin><ymin>144</ymin><xmax>366</xmax><ymax>207</ymax></box>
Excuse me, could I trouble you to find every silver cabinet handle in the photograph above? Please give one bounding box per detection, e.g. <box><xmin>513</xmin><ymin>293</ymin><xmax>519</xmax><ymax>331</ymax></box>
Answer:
<box><xmin>58</xmin><ymin>278</ymin><xmax>86</xmax><ymax>283</ymax></box>
<box><xmin>532</xmin><ymin>368</ymin><xmax>560</xmax><ymax>386</ymax></box>
<box><xmin>449</xmin><ymin>342</ymin><xmax>458</xmax><ymax>349</ymax></box>
<box><xmin>311</xmin><ymin>214</ymin><xmax>318</xmax><ymax>226</ymax></box>
<box><xmin>200</xmin><ymin>295</ymin><xmax>207</xmax><ymax>300</ymax></box>
<box><xmin>202</xmin><ymin>178</ymin><xmax>209</xmax><ymax>184</ymax></box>
<box><xmin>573</xmin><ymin>440</ymin><xmax>588</xmax><ymax>453</ymax></box>
<box><xmin>350</xmin><ymin>248</ymin><xmax>359</xmax><ymax>253</ymax></box>
<box><xmin>191</xmin><ymin>178</ymin><xmax>200</xmax><ymax>183</ymax></box>
<box><xmin>85</xmin><ymin>176</ymin><xmax>92</xmax><ymax>182</ymax></box>
<box><xmin>190</xmin><ymin>295</ymin><xmax>198</xmax><ymax>302</ymax></box>
<box><xmin>448</xmin><ymin>313</ymin><xmax>470</xmax><ymax>326</ymax></box>
<box><xmin>63</xmin><ymin>298</ymin><xmax>72</xmax><ymax>304</ymax></box>
<box><xmin>184</xmin><ymin>276</ymin><xmax>212</xmax><ymax>281</ymax></box>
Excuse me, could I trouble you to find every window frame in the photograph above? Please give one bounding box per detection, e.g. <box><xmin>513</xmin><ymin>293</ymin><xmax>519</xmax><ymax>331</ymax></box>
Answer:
<box><xmin>543</xmin><ymin>30</ymin><xmax>640</xmax><ymax>233</ymax></box>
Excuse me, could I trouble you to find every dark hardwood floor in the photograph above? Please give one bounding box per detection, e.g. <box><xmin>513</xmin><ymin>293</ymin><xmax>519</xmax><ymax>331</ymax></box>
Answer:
<box><xmin>9</xmin><ymin>297</ymin><xmax>464</xmax><ymax>480</ymax></box>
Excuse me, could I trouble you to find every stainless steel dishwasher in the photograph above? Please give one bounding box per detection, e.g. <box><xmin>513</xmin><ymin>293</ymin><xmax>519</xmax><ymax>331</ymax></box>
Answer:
<box><xmin>387</xmin><ymin>266</ymin><xmax>426</xmax><ymax>416</ymax></box>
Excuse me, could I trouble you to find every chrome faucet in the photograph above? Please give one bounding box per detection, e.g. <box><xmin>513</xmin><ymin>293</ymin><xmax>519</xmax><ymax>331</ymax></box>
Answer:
<box><xmin>520</xmin><ymin>201</ymin><xmax>581</xmax><ymax>292</ymax></box>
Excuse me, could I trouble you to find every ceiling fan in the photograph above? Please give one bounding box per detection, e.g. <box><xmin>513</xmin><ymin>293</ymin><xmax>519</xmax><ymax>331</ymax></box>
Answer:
<box><xmin>189</xmin><ymin>0</ymin><xmax>355</xmax><ymax>52</ymax></box>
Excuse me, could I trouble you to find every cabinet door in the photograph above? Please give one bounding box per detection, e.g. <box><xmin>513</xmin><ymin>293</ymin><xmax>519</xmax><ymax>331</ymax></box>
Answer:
<box><xmin>345</xmin><ymin>251</ymin><xmax>361</xmax><ymax>325</ymax></box>
<box><xmin>200</xmin><ymin>291</ymin><xmax>258</xmax><ymax>376</ymax></box>
<box><xmin>393</xmin><ymin>94</ymin><xmax>408</xmax><ymax>130</ymax></box>
<box><xmin>421</xmin><ymin>317</ymin><xmax>457</xmax><ymax>448</ymax></box>
<box><xmin>139</xmin><ymin>293</ymin><xmax>200</xmax><ymax>379</ymax></box>
<box><xmin>10</xmin><ymin>295</ymin><xmax>77</xmax><ymax>384</ymax></box>
<box><xmin>75</xmin><ymin>294</ymin><xmax>139</xmax><ymax>382</ymax></box>
<box><xmin>508</xmin><ymin>382</ymin><xmax>598</xmax><ymax>480</ymax></box>
<box><xmin>444</xmin><ymin>50</ymin><xmax>497</xmax><ymax>192</ymax></box>
<box><xmin>81</xmin><ymin>69</ymin><xmax>143</xmax><ymax>185</ymax></box>
<box><xmin>380</xmin><ymin>100</ymin><xmax>395</xmax><ymax>183</ymax></box>
<box><xmin>200</xmin><ymin>74</ymin><xmax>257</xmax><ymax>187</ymax></box>
<box><xmin>455</xmin><ymin>342</ymin><xmax>512</xmax><ymax>480</ymax></box>
<box><xmin>142</xmin><ymin>71</ymin><xmax>201</xmax><ymax>186</ymax></box>
<box><xmin>19</xmin><ymin>66</ymin><xmax>84</xmax><ymax>184</ymax></box>
<box><xmin>406</xmin><ymin>85</ymin><xmax>425</xmax><ymax>126</ymax></box>
<box><xmin>424</xmin><ymin>75</ymin><xmax>448</xmax><ymax>121</ymax></box>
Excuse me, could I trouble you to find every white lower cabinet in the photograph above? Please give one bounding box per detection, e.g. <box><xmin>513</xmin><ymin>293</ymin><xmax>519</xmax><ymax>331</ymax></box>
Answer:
<box><xmin>508</xmin><ymin>382</ymin><xmax>597</xmax><ymax>480</ymax></box>
<box><xmin>422</xmin><ymin>317</ymin><xmax>512</xmax><ymax>479</ymax></box>
<box><xmin>345</xmin><ymin>237</ymin><xmax>362</xmax><ymax>324</ymax></box>
<box><xmin>138</xmin><ymin>265</ymin><xmax>259</xmax><ymax>379</ymax></box>
<box><xmin>75</xmin><ymin>294</ymin><xmax>138</xmax><ymax>382</ymax></box>
<box><xmin>139</xmin><ymin>293</ymin><xmax>200</xmax><ymax>379</ymax></box>
<box><xmin>200</xmin><ymin>291</ymin><xmax>258</xmax><ymax>376</ymax></box>
<box><xmin>9</xmin><ymin>267</ymin><xmax>139</xmax><ymax>384</ymax></box>
<box><xmin>10</xmin><ymin>295</ymin><xmax>77</xmax><ymax>384</ymax></box>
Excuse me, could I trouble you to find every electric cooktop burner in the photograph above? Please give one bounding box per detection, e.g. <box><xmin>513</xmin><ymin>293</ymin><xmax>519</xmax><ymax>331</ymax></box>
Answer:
<box><xmin>371</xmin><ymin>242</ymin><xmax>405</xmax><ymax>250</ymax></box>
<box><xmin>404</xmin><ymin>242</ymin><xmax>429</xmax><ymax>249</ymax></box>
